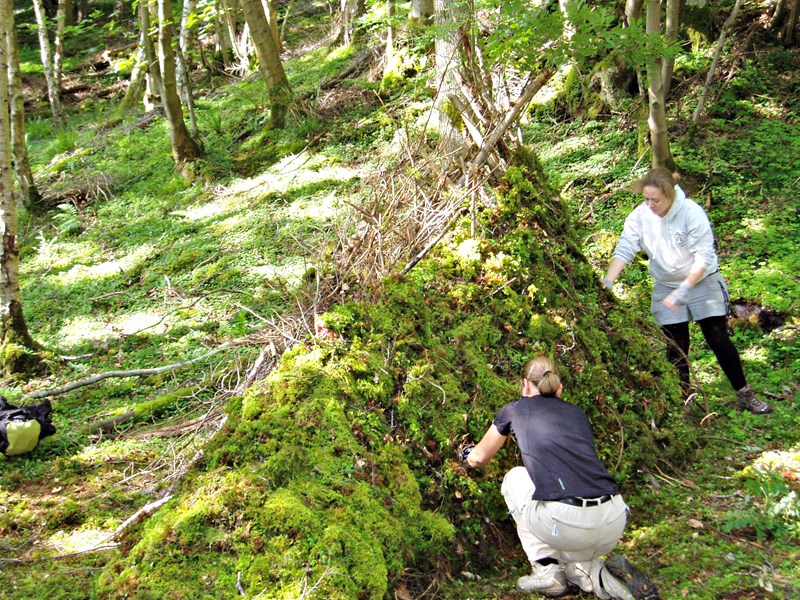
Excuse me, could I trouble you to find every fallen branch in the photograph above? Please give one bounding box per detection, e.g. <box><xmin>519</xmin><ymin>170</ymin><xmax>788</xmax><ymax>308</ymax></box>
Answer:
<box><xmin>32</xmin><ymin>346</ymin><xmax>232</xmax><ymax>399</ymax></box>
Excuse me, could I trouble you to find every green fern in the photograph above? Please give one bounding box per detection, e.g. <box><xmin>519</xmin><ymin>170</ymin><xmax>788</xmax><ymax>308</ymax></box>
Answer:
<box><xmin>52</xmin><ymin>203</ymin><xmax>82</xmax><ymax>236</ymax></box>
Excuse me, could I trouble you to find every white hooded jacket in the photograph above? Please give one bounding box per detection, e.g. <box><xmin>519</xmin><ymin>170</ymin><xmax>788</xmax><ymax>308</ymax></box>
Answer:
<box><xmin>612</xmin><ymin>185</ymin><xmax>719</xmax><ymax>287</ymax></box>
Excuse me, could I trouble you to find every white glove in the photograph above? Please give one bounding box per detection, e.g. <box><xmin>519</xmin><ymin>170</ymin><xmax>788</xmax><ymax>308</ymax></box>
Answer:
<box><xmin>665</xmin><ymin>282</ymin><xmax>692</xmax><ymax>307</ymax></box>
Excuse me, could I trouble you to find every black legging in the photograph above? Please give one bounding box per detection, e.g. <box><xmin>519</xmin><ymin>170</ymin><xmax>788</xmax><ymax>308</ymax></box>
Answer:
<box><xmin>662</xmin><ymin>315</ymin><xmax>747</xmax><ymax>393</ymax></box>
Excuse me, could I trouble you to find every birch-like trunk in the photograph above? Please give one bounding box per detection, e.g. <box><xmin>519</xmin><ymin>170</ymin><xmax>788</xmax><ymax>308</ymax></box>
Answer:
<box><xmin>31</xmin><ymin>0</ymin><xmax>66</xmax><ymax>129</ymax></box>
<box><xmin>433</xmin><ymin>0</ymin><xmax>465</xmax><ymax>158</ymax></box>
<box><xmin>54</xmin><ymin>0</ymin><xmax>67</xmax><ymax>90</ymax></box>
<box><xmin>239</xmin><ymin>0</ymin><xmax>292</xmax><ymax>128</ymax></box>
<box><xmin>4</xmin><ymin>2</ymin><xmax>43</xmax><ymax>210</ymax></box>
<box><xmin>0</xmin><ymin>0</ymin><xmax>40</xmax><ymax>373</ymax></box>
<box><xmin>646</xmin><ymin>0</ymin><xmax>674</xmax><ymax>169</ymax></box>
<box><xmin>177</xmin><ymin>0</ymin><xmax>199</xmax><ymax>136</ymax></box>
<box><xmin>156</xmin><ymin>0</ymin><xmax>202</xmax><ymax>167</ymax></box>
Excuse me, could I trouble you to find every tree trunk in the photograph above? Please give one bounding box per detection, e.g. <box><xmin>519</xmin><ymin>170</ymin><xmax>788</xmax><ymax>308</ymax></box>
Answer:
<box><xmin>31</xmin><ymin>0</ymin><xmax>66</xmax><ymax>129</ymax></box>
<box><xmin>140</xmin><ymin>0</ymin><xmax>163</xmax><ymax>111</ymax></box>
<box><xmin>177</xmin><ymin>0</ymin><xmax>199</xmax><ymax>136</ymax></box>
<box><xmin>262</xmin><ymin>0</ymin><xmax>281</xmax><ymax>53</ymax></box>
<box><xmin>433</xmin><ymin>0</ymin><xmax>465</xmax><ymax>158</ymax></box>
<box><xmin>0</xmin><ymin>0</ymin><xmax>42</xmax><ymax>375</ymax></box>
<box><xmin>121</xmin><ymin>33</ymin><xmax>148</xmax><ymax>111</ymax></box>
<box><xmin>156</xmin><ymin>0</ymin><xmax>203</xmax><ymax>168</ymax></box>
<box><xmin>646</xmin><ymin>0</ymin><xmax>674</xmax><ymax>169</ymax></box>
<box><xmin>54</xmin><ymin>0</ymin><xmax>67</xmax><ymax>90</ymax></box>
<box><xmin>215</xmin><ymin>0</ymin><xmax>234</xmax><ymax>69</ymax></box>
<box><xmin>5</xmin><ymin>3</ymin><xmax>43</xmax><ymax>211</ymax></box>
<box><xmin>409</xmin><ymin>0</ymin><xmax>433</xmax><ymax>28</ymax></box>
<box><xmin>661</xmin><ymin>0</ymin><xmax>680</xmax><ymax>98</ymax></box>
<box><xmin>339</xmin><ymin>0</ymin><xmax>365</xmax><ymax>44</ymax></box>
<box><xmin>625</xmin><ymin>0</ymin><xmax>644</xmax><ymax>23</ymax></box>
<box><xmin>238</xmin><ymin>0</ymin><xmax>292</xmax><ymax>128</ymax></box>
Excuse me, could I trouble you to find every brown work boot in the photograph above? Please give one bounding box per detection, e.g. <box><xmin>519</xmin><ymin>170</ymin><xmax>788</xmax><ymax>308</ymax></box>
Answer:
<box><xmin>736</xmin><ymin>385</ymin><xmax>772</xmax><ymax>414</ymax></box>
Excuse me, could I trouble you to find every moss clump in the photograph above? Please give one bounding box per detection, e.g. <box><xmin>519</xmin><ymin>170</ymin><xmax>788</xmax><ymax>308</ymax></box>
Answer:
<box><xmin>97</xmin><ymin>149</ymin><xmax>697</xmax><ymax>596</ymax></box>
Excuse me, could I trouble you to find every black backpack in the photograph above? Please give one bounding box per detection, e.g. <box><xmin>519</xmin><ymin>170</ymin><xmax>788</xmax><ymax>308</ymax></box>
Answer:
<box><xmin>0</xmin><ymin>397</ymin><xmax>56</xmax><ymax>457</ymax></box>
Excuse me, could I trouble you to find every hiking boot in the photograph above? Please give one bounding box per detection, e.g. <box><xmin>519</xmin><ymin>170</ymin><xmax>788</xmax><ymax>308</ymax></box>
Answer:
<box><xmin>736</xmin><ymin>385</ymin><xmax>772</xmax><ymax>414</ymax></box>
<box><xmin>601</xmin><ymin>554</ymin><xmax>659</xmax><ymax>600</ymax></box>
<box><xmin>517</xmin><ymin>562</ymin><xmax>567</xmax><ymax>596</ymax></box>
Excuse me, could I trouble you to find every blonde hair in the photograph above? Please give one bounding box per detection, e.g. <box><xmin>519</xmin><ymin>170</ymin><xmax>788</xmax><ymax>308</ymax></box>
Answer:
<box><xmin>521</xmin><ymin>356</ymin><xmax>561</xmax><ymax>396</ymax></box>
<box><xmin>630</xmin><ymin>167</ymin><xmax>678</xmax><ymax>202</ymax></box>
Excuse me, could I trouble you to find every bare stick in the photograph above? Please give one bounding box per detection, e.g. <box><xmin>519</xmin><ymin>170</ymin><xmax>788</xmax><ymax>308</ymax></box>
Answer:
<box><xmin>692</xmin><ymin>0</ymin><xmax>742</xmax><ymax>125</ymax></box>
<box><xmin>32</xmin><ymin>346</ymin><xmax>232</xmax><ymax>399</ymax></box>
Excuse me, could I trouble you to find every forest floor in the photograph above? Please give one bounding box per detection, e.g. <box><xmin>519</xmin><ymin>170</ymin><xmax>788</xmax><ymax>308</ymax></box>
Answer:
<box><xmin>2</xmin><ymin>2</ymin><xmax>800</xmax><ymax>599</ymax></box>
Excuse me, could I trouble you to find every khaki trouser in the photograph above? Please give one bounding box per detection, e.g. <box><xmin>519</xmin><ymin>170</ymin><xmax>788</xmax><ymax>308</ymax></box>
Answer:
<box><xmin>501</xmin><ymin>466</ymin><xmax>628</xmax><ymax>596</ymax></box>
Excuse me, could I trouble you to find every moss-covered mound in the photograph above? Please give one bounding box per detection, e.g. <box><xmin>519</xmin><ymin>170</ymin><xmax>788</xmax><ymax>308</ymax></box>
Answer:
<box><xmin>96</xmin><ymin>151</ymin><xmax>698</xmax><ymax>597</ymax></box>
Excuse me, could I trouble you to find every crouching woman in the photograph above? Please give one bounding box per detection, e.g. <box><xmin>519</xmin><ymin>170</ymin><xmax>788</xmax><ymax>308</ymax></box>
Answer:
<box><xmin>462</xmin><ymin>356</ymin><xmax>658</xmax><ymax>599</ymax></box>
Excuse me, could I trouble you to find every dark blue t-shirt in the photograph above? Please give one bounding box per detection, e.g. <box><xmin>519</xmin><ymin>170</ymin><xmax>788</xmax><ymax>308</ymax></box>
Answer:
<box><xmin>493</xmin><ymin>394</ymin><xmax>619</xmax><ymax>500</ymax></box>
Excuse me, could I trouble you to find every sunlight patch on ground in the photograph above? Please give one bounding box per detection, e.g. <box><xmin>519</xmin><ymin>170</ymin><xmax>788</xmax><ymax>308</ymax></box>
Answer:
<box><xmin>250</xmin><ymin>258</ymin><xmax>311</xmax><ymax>286</ymax></box>
<box><xmin>54</xmin><ymin>245</ymin><xmax>156</xmax><ymax>286</ymax></box>
<box><xmin>59</xmin><ymin>310</ymin><xmax>168</xmax><ymax>345</ymax></box>
<box><xmin>24</xmin><ymin>238</ymin><xmax>105</xmax><ymax>273</ymax></box>
<box><xmin>47</xmin><ymin>527</ymin><xmax>114</xmax><ymax>554</ymax></box>
<box><xmin>279</xmin><ymin>190</ymin><xmax>341</xmax><ymax>220</ymax></box>
<box><xmin>753</xmin><ymin>444</ymin><xmax>800</xmax><ymax>475</ymax></box>
<box><xmin>174</xmin><ymin>193</ymin><xmax>246</xmax><ymax>222</ymax></box>
<box><xmin>741</xmin><ymin>217</ymin><xmax>767</xmax><ymax>233</ymax></box>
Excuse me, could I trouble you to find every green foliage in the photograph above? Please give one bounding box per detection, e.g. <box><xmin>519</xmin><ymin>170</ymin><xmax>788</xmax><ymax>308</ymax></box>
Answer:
<box><xmin>723</xmin><ymin>470</ymin><xmax>800</xmax><ymax>542</ymax></box>
<box><xmin>51</xmin><ymin>203</ymin><xmax>82</xmax><ymax>236</ymax></box>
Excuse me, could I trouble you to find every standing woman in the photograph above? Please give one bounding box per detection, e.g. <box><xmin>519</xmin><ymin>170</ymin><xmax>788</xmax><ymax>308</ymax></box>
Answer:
<box><xmin>602</xmin><ymin>168</ymin><xmax>771</xmax><ymax>414</ymax></box>
<box><xmin>463</xmin><ymin>356</ymin><xmax>658</xmax><ymax>599</ymax></box>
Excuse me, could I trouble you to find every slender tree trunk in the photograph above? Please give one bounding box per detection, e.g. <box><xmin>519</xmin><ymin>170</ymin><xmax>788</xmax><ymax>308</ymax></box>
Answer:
<box><xmin>625</xmin><ymin>0</ymin><xmax>644</xmax><ymax>23</ymax></box>
<box><xmin>121</xmin><ymin>33</ymin><xmax>147</xmax><ymax>110</ymax></box>
<box><xmin>434</xmin><ymin>0</ymin><xmax>465</xmax><ymax>157</ymax></box>
<box><xmin>661</xmin><ymin>0</ymin><xmax>680</xmax><ymax>98</ymax></box>
<box><xmin>177</xmin><ymin>0</ymin><xmax>199</xmax><ymax>136</ymax></box>
<box><xmin>339</xmin><ymin>0</ymin><xmax>365</xmax><ymax>43</ymax></box>
<box><xmin>156</xmin><ymin>0</ymin><xmax>202</xmax><ymax>167</ymax></box>
<box><xmin>646</xmin><ymin>0</ymin><xmax>674</xmax><ymax>169</ymax></box>
<box><xmin>238</xmin><ymin>0</ymin><xmax>292</xmax><ymax>128</ymax></box>
<box><xmin>5</xmin><ymin>4</ymin><xmax>43</xmax><ymax>210</ymax></box>
<box><xmin>783</xmin><ymin>0</ymin><xmax>799</xmax><ymax>45</ymax></box>
<box><xmin>0</xmin><ymin>0</ymin><xmax>42</xmax><ymax>375</ymax></box>
<box><xmin>409</xmin><ymin>0</ymin><xmax>433</xmax><ymax>28</ymax></box>
<box><xmin>262</xmin><ymin>0</ymin><xmax>281</xmax><ymax>53</ymax></box>
<box><xmin>54</xmin><ymin>0</ymin><xmax>66</xmax><ymax>89</ymax></box>
<box><xmin>215</xmin><ymin>0</ymin><xmax>234</xmax><ymax>69</ymax></box>
<box><xmin>140</xmin><ymin>0</ymin><xmax>163</xmax><ymax>110</ymax></box>
<box><xmin>31</xmin><ymin>0</ymin><xmax>66</xmax><ymax>129</ymax></box>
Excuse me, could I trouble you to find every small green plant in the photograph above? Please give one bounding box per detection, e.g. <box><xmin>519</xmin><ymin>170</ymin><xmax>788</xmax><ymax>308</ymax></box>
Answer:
<box><xmin>52</xmin><ymin>203</ymin><xmax>83</xmax><ymax>236</ymax></box>
<box><xmin>722</xmin><ymin>471</ymin><xmax>800</xmax><ymax>541</ymax></box>
<box><xmin>53</xmin><ymin>130</ymin><xmax>78</xmax><ymax>154</ymax></box>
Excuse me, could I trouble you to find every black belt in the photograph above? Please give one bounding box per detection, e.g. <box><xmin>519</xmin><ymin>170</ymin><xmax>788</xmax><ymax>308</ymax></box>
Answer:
<box><xmin>556</xmin><ymin>494</ymin><xmax>614</xmax><ymax>507</ymax></box>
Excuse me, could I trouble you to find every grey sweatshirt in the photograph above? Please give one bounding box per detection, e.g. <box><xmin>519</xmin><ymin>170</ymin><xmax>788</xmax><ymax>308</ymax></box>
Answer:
<box><xmin>613</xmin><ymin>185</ymin><xmax>719</xmax><ymax>287</ymax></box>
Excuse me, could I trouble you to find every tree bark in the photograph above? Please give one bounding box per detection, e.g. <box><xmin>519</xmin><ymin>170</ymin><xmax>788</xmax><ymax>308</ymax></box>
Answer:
<box><xmin>433</xmin><ymin>0</ymin><xmax>465</xmax><ymax>158</ymax></box>
<box><xmin>177</xmin><ymin>0</ymin><xmax>199</xmax><ymax>136</ymax></box>
<box><xmin>54</xmin><ymin>0</ymin><xmax>67</xmax><ymax>90</ymax></box>
<box><xmin>120</xmin><ymin>33</ymin><xmax>148</xmax><ymax>111</ymax></box>
<box><xmin>31</xmin><ymin>0</ymin><xmax>66</xmax><ymax>129</ymax></box>
<box><xmin>410</xmin><ymin>0</ymin><xmax>433</xmax><ymax>28</ymax></box>
<box><xmin>156</xmin><ymin>0</ymin><xmax>203</xmax><ymax>168</ymax></box>
<box><xmin>661</xmin><ymin>0</ymin><xmax>680</xmax><ymax>98</ymax></box>
<box><xmin>339</xmin><ymin>0</ymin><xmax>365</xmax><ymax>44</ymax></box>
<box><xmin>4</xmin><ymin>4</ymin><xmax>43</xmax><ymax>210</ymax></box>
<box><xmin>238</xmin><ymin>0</ymin><xmax>292</xmax><ymax>128</ymax></box>
<box><xmin>0</xmin><ymin>0</ymin><xmax>42</xmax><ymax>375</ymax></box>
<box><xmin>646</xmin><ymin>0</ymin><xmax>674</xmax><ymax>169</ymax></box>
<box><xmin>140</xmin><ymin>0</ymin><xmax>163</xmax><ymax>111</ymax></box>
